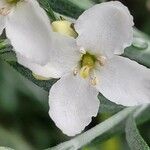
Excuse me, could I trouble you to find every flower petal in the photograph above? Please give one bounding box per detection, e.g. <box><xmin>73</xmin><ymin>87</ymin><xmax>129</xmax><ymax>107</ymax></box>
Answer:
<box><xmin>48</xmin><ymin>33</ymin><xmax>80</xmax><ymax>77</ymax></box>
<box><xmin>0</xmin><ymin>15</ymin><xmax>5</xmax><ymax>35</ymax></box>
<box><xmin>96</xmin><ymin>56</ymin><xmax>150</xmax><ymax>106</ymax></box>
<box><xmin>75</xmin><ymin>1</ymin><xmax>134</xmax><ymax>57</ymax></box>
<box><xmin>5</xmin><ymin>0</ymin><xmax>53</xmax><ymax>65</ymax></box>
<box><xmin>49</xmin><ymin>74</ymin><xmax>100</xmax><ymax>136</ymax></box>
<box><xmin>18</xmin><ymin>32</ymin><xmax>81</xmax><ymax>78</ymax></box>
<box><xmin>17</xmin><ymin>53</ymin><xmax>61</xmax><ymax>79</ymax></box>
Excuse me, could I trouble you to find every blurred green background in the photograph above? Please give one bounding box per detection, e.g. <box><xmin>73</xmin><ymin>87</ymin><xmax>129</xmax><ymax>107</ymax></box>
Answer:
<box><xmin>0</xmin><ymin>0</ymin><xmax>150</xmax><ymax>150</ymax></box>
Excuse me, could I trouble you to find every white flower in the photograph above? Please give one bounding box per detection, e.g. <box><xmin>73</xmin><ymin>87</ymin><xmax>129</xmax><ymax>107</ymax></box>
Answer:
<box><xmin>17</xmin><ymin>1</ymin><xmax>150</xmax><ymax>136</ymax></box>
<box><xmin>0</xmin><ymin>0</ymin><xmax>53</xmax><ymax>64</ymax></box>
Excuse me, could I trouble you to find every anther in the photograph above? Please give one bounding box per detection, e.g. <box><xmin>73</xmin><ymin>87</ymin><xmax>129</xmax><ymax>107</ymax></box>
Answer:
<box><xmin>73</xmin><ymin>67</ymin><xmax>78</xmax><ymax>76</ymax></box>
<box><xmin>0</xmin><ymin>7</ymin><xmax>11</xmax><ymax>16</ymax></box>
<box><xmin>98</xmin><ymin>56</ymin><xmax>107</xmax><ymax>66</ymax></box>
<box><xmin>90</xmin><ymin>76</ymin><xmax>99</xmax><ymax>86</ymax></box>
<box><xmin>80</xmin><ymin>66</ymin><xmax>91</xmax><ymax>79</ymax></box>
<box><xmin>80</xmin><ymin>47</ymin><xmax>86</xmax><ymax>54</ymax></box>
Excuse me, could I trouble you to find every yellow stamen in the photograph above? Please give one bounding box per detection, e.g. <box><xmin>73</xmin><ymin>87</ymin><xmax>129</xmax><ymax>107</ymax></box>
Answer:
<box><xmin>80</xmin><ymin>65</ymin><xmax>91</xmax><ymax>79</ymax></box>
<box><xmin>6</xmin><ymin>0</ymin><xmax>20</xmax><ymax>4</ymax></box>
<box><xmin>51</xmin><ymin>20</ymin><xmax>78</xmax><ymax>38</ymax></box>
<box><xmin>79</xmin><ymin>53</ymin><xmax>96</xmax><ymax>78</ymax></box>
<box><xmin>81</xmin><ymin>53</ymin><xmax>96</xmax><ymax>68</ymax></box>
<box><xmin>80</xmin><ymin>48</ymin><xmax>86</xmax><ymax>54</ymax></box>
<box><xmin>32</xmin><ymin>73</ymin><xmax>51</xmax><ymax>81</ymax></box>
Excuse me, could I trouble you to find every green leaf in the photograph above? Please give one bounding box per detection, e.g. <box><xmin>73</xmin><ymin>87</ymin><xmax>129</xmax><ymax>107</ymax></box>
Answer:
<box><xmin>98</xmin><ymin>93</ymin><xmax>125</xmax><ymax>114</ymax></box>
<box><xmin>9</xmin><ymin>61</ymin><xmax>57</xmax><ymax>92</ymax></box>
<box><xmin>0</xmin><ymin>47</ymin><xmax>57</xmax><ymax>92</ymax></box>
<box><xmin>0</xmin><ymin>126</ymin><xmax>33</xmax><ymax>150</ymax></box>
<box><xmin>48</xmin><ymin>107</ymin><xmax>138</xmax><ymax>150</ymax></box>
<box><xmin>124</xmin><ymin>29</ymin><xmax>150</xmax><ymax>68</ymax></box>
<box><xmin>38</xmin><ymin>0</ymin><xmax>58</xmax><ymax>21</ymax></box>
<box><xmin>0</xmin><ymin>51</ymin><xmax>17</xmax><ymax>62</ymax></box>
<box><xmin>0</xmin><ymin>147</ymin><xmax>14</xmax><ymax>150</ymax></box>
<box><xmin>38</xmin><ymin>0</ymin><xmax>94</xmax><ymax>19</ymax></box>
<box><xmin>125</xmin><ymin>116</ymin><xmax>150</xmax><ymax>150</ymax></box>
<box><xmin>47</xmin><ymin>105</ymin><xmax>150</xmax><ymax>150</ymax></box>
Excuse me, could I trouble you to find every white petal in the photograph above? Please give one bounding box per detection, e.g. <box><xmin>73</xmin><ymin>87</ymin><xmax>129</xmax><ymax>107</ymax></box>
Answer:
<box><xmin>17</xmin><ymin>53</ymin><xmax>61</xmax><ymax>79</ymax></box>
<box><xmin>49</xmin><ymin>74</ymin><xmax>100</xmax><ymax>136</ymax></box>
<box><xmin>48</xmin><ymin>33</ymin><xmax>80</xmax><ymax>77</ymax></box>
<box><xmin>5</xmin><ymin>0</ymin><xmax>53</xmax><ymax>65</ymax></box>
<box><xmin>75</xmin><ymin>1</ymin><xmax>134</xmax><ymax>57</ymax></box>
<box><xmin>0</xmin><ymin>15</ymin><xmax>5</xmax><ymax>35</ymax></box>
<box><xmin>96</xmin><ymin>56</ymin><xmax>150</xmax><ymax>106</ymax></box>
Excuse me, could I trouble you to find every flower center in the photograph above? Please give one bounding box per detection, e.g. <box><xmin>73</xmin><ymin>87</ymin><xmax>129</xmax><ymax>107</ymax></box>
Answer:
<box><xmin>76</xmin><ymin>51</ymin><xmax>107</xmax><ymax>85</ymax></box>
<box><xmin>80</xmin><ymin>53</ymin><xmax>96</xmax><ymax>79</ymax></box>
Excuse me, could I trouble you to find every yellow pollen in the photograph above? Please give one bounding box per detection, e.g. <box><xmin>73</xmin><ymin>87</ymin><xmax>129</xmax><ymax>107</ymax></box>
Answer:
<box><xmin>80</xmin><ymin>65</ymin><xmax>91</xmax><ymax>79</ymax></box>
<box><xmin>80</xmin><ymin>53</ymin><xmax>96</xmax><ymax>78</ymax></box>
<box><xmin>6</xmin><ymin>0</ymin><xmax>20</xmax><ymax>4</ymax></box>
<box><xmin>51</xmin><ymin>20</ymin><xmax>78</xmax><ymax>38</ymax></box>
<box><xmin>81</xmin><ymin>53</ymin><xmax>96</xmax><ymax>67</ymax></box>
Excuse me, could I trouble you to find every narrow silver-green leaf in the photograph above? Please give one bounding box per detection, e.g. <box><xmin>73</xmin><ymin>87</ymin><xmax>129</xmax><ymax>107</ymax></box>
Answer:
<box><xmin>98</xmin><ymin>93</ymin><xmax>125</xmax><ymax>114</ymax></box>
<box><xmin>124</xmin><ymin>29</ymin><xmax>150</xmax><ymax>68</ymax></box>
<box><xmin>47</xmin><ymin>105</ymin><xmax>150</xmax><ymax>150</ymax></box>
<box><xmin>0</xmin><ymin>147</ymin><xmax>14</xmax><ymax>150</ymax></box>
<box><xmin>48</xmin><ymin>107</ymin><xmax>138</xmax><ymax>150</ymax></box>
<box><xmin>38</xmin><ymin>0</ymin><xmax>94</xmax><ymax>19</ymax></box>
<box><xmin>125</xmin><ymin>116</ymin><xmax>150</xmax><ymax>150</ymax></box>
<box><xmin>0</xmin><ymin>126</ymin><xmax>33</xmax><ymax>150</ymax></box>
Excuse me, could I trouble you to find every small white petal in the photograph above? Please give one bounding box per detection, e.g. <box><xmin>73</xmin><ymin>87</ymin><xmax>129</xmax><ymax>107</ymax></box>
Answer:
<box><xmin>75</xmin><ymin>1</ymin><xmax>134</xmax><ymax>57</ymax></box>
<box><xmin>49</xmin><ymin>74</ymin><xmax>100</xmax><ymax>136</ymax></box>
<box><xmin>17</xmin><ymin>53</ymin><xmax>61</xmax><ymax>79</ymax></box>
<box><xmin>5</xmin><ymin>0</ymin><xmax>53</xmax><ymax>65</ymax></box>
<box><xmin>48</xmin><ymin>33</ymin><xmax>80</xmax><ymax>77</ymax></box>
<box><xmin>0</xmin><ymin>15</ymin><xmax>5</xmax><ymax>35</ymax></box>
<box><xmin>96</xmin><ymin>56</ymin><xmax>150</xmax><ymax>106</ymax></box>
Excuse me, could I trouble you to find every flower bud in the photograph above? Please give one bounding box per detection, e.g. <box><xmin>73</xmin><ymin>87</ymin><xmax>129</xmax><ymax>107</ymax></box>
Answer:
<box><xmin>51</xmin><ymin>20</ymin><xmax>78</xmax><ymax>38</ymax></box>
